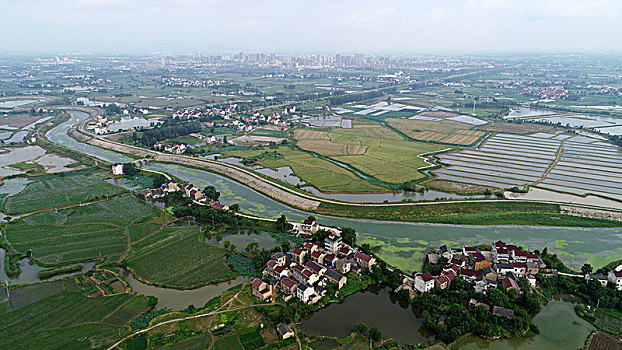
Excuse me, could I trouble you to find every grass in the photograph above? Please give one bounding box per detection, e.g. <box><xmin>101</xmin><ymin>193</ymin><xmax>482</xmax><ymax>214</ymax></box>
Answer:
<box><xmin>295</xmin><ymin>125</ymin><xmax>447</xmax><ymax>184</ymax></box>
<box><xmin>6</xmin><ymin>195</ymin><xmax>160</xmax><ymax>265</ymax></box>
<box><xmin>214</xmin><ymin>334</ymin><xmax>244</xmax><ymax>350</ymax></box>
<box><xmin>386</xmin><ymin>118</ymin><xmax>485</xmax><ymax>145</ymax></box>
<box><xmin>157</xmin><ymin>335</ymin><xmax>210</xmax><ymax>349</ymax></box>
<box><xmin>0</xmin><ymin>172</ymin><xmax>126</xmax><ymax>214</ymax></box>
<box><xmin>125</xmin><ymin>225</ymin><xmax>235</xmax><ymax>288</ymax></box>
<box><xmin>317</xmin><ymin>201</ymin><xmax>622</xmax><ymax>227</ymax></box>
<box><xmin>1</xmin><ymin>280</ymin><xmax>150</xmax><ymax>350</ymax></box>
<box><xmin>238</xmin><ymin>328</ymin><xmax>266</xmax><ymax>350</ymax></box>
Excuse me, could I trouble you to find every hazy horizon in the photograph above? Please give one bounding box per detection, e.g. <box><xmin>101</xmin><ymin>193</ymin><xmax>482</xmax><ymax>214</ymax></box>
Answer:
<box><xmin>2</xmin><ymin>0</ymin><xmax>622</xmax><ymax>55</ymax></box>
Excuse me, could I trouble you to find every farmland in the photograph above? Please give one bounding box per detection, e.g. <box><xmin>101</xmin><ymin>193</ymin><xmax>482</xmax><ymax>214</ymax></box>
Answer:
<box><xmin>125</xmin><ymin>225</ymin><xmax>235</xmax><ymax>288</ymax></box>
<box><xmin>294</xmin><ymin>124</ymin><xmax>447</xmax><ymax>184</ymax></box>
<box><xmin>221</xmin><ymin>146</ymin><xmax>387</xmax><ymax>192</ymax></box>
<box><xmin>1</xmin><ymin>279</ymin><xmax>151</xmax><ymax>349</ymax></box>
<box><xmin>6</xmin><ymin>195</ymin><xmax>161</xmax><ymax>265</ymax></box>
<box><xmin>386</xmin><ymin>117</ymin><xmax>486</xmax><ymax>145</ymax></box>
<box><xmin>0</xmin><ymin>172</ymin><xmax>126</xmax><ymax>214</ymax></box>
<box><xmin>434</xmin><ymin>132</ymin><xmax>622</xmax><ymax>201</ymax></box>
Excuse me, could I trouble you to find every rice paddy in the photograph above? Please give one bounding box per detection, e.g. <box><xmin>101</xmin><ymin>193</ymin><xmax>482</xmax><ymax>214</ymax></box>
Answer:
<box><xmin>434</xmin><ymin>132</ymin><xmax>622</xmax><ymax>201</ymax></box>
<box><xmin>0</xmin><ymin>172</ymin><xmax>127</xmax><ymax>214</ymax></box>
<box><xmin>1</xmin><ymin>279</ymin><xmax>151</xmax><ymax>349</ymax></box>
<box><xmin>6</xmin><ymin>195</ymin><xmax>161</xmax><ymax>265</ymax></box>
<box><xmin>125</xmin><ymin>225</ymin><xmax>235</xmax><ymax>288</ymax></box>
<box><xmin>386</xmin><ymin>118</ymin><xmax>486</xmax><ymax>145</ymax></box>
<box><xmin>295</xmin><ymin>125</ymin><xmax>447</xmax><ymax>183</ymax></box>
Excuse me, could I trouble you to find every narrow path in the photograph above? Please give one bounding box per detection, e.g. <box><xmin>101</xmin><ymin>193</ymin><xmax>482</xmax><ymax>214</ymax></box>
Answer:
<box><xmin>534</xmin><ymin>138</ymin><xmax>566</xmax><ymax>186</ymax></box>
<box><xmin>105</xmin><ymin>302</ymin><xmax>280</xmax><ymax>350</ymax></box>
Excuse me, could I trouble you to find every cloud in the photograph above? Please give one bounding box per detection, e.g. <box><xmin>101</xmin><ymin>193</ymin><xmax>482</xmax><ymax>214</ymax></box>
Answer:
<box><xmin>1</xmin><ymin>0</ymin><xmax>621</xmax><ymax>53</ymax></box>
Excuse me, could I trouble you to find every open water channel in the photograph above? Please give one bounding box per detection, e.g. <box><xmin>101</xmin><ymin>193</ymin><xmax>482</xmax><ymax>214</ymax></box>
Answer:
<box><xmin>38</xmin><ymin>111</ymin><xmax>620</xmax><ymax>347</ymax></box>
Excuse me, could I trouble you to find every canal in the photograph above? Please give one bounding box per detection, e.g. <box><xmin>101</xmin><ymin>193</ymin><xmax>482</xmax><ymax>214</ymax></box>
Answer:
<box><xmin>44</xmin><ymin>111</ymin><xmax>622</xmax><ymax>272</ymax></box>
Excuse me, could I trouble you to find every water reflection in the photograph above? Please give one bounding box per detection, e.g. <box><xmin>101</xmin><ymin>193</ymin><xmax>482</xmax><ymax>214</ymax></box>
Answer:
<box><xmin>301</xmin><ymin>285</ymin><xmax>434</xmax><ymax>345</ymax></box>
<box><xmin>120</xmin><ymin>268</ymin><xmax>248</xmax><ymax>310</ymax></box>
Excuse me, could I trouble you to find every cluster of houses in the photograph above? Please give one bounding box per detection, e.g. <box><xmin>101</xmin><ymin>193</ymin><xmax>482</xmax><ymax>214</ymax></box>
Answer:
<box><xmin>396</xmin><ymin>241</ymin><xmax>553</xmax><ymax>320</ymax></box>
<box><xmin>183</xmin><ymin>183</ymin><xmax>207</xmax><ymax>203</ymax></box>
<box><xmin>252</xmin><ymin>229</ymin><xmax>376</xmax><ymax>305</ymax></box>
<box><xmin>153</xmin><ymin>142</ymin><xmax>187</xmax><ymax>154</ymax></box>
<box><xmin>521</xmin><ymin>86</ymin><xmax>569</xmax><ymax>100</ymax></box>
<box><xmin>85</xmin><ymin>115</ymin><xmax>109</xmax><ymax>134</ymax></box>
<box><xmin>161</xmin><ymin>77</ymin><xmax>229</xmax><ymax>88</ymax></box>
<box><xmin>585</xmin><ymin>270</ymin><xmax>622</xmax><ymax>290</ymax></box>
<box><xmin>399</xmin><ymin>241</ymin><xmax>549</xmax><ymax>299</ymax></box>
<box><xmin>136</xmin><ymin>178</ymin><xmax>180</xmax><ymax>199</ymax></box>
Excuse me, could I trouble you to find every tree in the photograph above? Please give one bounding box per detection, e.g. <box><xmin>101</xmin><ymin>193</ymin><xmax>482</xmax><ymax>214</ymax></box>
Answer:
<box><xmin>354</xmin><ymin>323</ymin><xmax>367</xmax><ymax>334</ymax></box>
<box><xmin>341</xmin><ymin>227</ymin><xmax>356</xmax><ymax>246</ymax></box>
<box><xmin>123</xmin><ymin>162</ymin><xmax>139</xmax><ymax>177</ymax></box>
<box><xmin>369</xmin><ymin>327</ymin><xmax>382</xmax><ymax>342</ymax></box>
<box><xmin>581</xmin><ymin>263</ymin><xmax>593</xmax><ymax>275</ymax></box>
<box><xmin>229</xmin><ymin>204</ymin><xmax>240</xmax><ymax>212</ymax></box>
<box><xmin>276</xmin><ymin>215</ymin><xmax>291</xmax><ymax>232</ymax></box>
<box><xmin>203</xmin><ymin>185</ymin><xmax>221</xmax><ymax>201</ymax></box>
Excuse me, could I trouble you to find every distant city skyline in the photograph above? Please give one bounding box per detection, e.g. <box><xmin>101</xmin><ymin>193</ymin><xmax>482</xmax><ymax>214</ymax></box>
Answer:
<box><xmin>2</xmin><ymin>0</ymin><xmax>622</xmax><ymax>54</ymax></box>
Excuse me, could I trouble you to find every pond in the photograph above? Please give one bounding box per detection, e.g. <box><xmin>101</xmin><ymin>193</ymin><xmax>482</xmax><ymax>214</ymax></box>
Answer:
<box><xmin>455</xmin><ymin>298</ymin><xmax>594</xmax><ymax>349</ymax></box>
<box><xmin>0</xmin><ymin>146</ymin><xmax>47</xmax><ymax>177</ymax></box>
<box><xmin>0</xmin><ymin>247</ymin><xmax>96</xmax><ymax>285</ymax></box>
<box><xmin>0</xmin><ymin>99</ymin><xmax>43</xmax><ymax>109</ymax></box>
<box><xmin>204</xmin><ymin>229</ymin><xmax>280</xmax><ymax>251</ymax></box>
<box><xmin>105</xmin><ymin>117</ymin><xmax>160</xmax><ymax>133</ymax></box>
<box><xmin>300</xmin><ymin>285</ymin><xmax>434</xmax><ymax>345</ymax></box>
<box><xmin>119</xmin><ymin>269</ymin><xmax>248</xmax><ymax>310</ymax></box>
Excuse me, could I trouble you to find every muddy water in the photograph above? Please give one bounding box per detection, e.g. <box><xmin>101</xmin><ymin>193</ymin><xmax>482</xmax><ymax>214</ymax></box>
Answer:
<box><xmin>301</xmin><ymin>285</ymin><xmax>434</xmax><ymax>345</ymax></box>
<box><xmin>120</xmin><ymin>269</ymin><xmax>247</xmax><ymax>310</ymax></box>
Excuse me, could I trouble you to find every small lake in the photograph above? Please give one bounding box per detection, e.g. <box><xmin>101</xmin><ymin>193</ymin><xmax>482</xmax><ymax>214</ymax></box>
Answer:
<box><xmin>0</xmin><ymin>100</ymin><xmax>43</xmax><ymax>109</ymax></box>
<box><xmin>0</xmin><ymin>146</ymin><xmax>47</xmax><ymax>177</ymax></box>
<box><xmin>505</xmin><ymin>107</ymin><xmax>557</xmax><ymax>119</ymax></box>
<box><xmin>205</xmin><ymin>229</ymin><xmax>280</xmax><ymax>251</ymax></box>
<box><xmin>120</xmin><ymin>268</ymin><xmax>248</xmax><ymax>310</ymax></box>
<box><xmin>455</xmin><ymin>298</ymin><xmax>594</xmax><ymax>349</ymax></box>
<box><xmin>105</xmin><ymin>117</ymin><xmax>159</xmax><ymax>133</ymax></box>
<box><xmin>0</xmin><ymin>247</ymin><xmax>96</xmax><ymax>285</ymax></box>
<box><xmin>300</xmin><ymin>285</ymin><xmax>434</xmax><ymax>345</ymax></box>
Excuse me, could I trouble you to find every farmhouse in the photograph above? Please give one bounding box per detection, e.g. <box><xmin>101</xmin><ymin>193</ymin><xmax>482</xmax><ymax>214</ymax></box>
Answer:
<box><xmin>111</xmin><ymin>163</ymin><xmax>123</xmax><ymax>175</ymax></box>
<box><xmin>276</xmin><ymin>323</ymin><xmax>295</xmax><ymax>340</ymax></box>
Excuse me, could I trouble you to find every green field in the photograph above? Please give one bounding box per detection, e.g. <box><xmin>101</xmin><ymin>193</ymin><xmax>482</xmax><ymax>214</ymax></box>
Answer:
<box><xmin>214</xmin><ymin>334</ymin><xmax>244</xmax><ymax>350</ymax></box>
<box><xmin>6</xmin><ymin>195</ymin><xmax>160</xmax><ymax>264</ymax></box>
<box><xmin>0</xmin><ymin>173</ymin><xmax>126</xmax><ymax>214</ymax></box>
<box><xmin>1</xmin><ymin>280</ymin><xmax>151</xmax><ymax>350</ymax></box>
<box><xmin>222</xmin><ymin>146</ymin><xmax>386</xmax><ymax>192</ymax></box>
<box><xmin>125</xmin><ymin>225</ymin><xmax>235</xmax><ymax>288</ymax></box>
<box><xmin>295</xmin><ymin>125</ymin><xmax>447</xmax><ymax>184</ymax></box>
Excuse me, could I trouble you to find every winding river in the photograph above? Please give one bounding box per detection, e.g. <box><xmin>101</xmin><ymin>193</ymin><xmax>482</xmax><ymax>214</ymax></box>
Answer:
<box><xmin>46</xmin><ymin>111</ymin><xmax>622</xmax><ymax>272</ymax></box>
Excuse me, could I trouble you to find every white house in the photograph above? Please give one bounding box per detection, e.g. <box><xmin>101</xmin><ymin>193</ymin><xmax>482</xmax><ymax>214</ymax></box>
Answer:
<box><xmin>296</xmin><ymin>284</ymin><xmax>315</xmax><ymax>303</ymax></box>
<box><xmin>414</xmin><ymin>272</ymin><xmax>435</xmax><ymax>293</ymax></box>
<box><xmin>112</xmin><ymin>164</ymin><xmax>124</xmax><ymax>176</ymax></box>
<box><xmin>608</xmin><ymin>271</ymin><xmax>622</xmax><ymax>290</ymax></box>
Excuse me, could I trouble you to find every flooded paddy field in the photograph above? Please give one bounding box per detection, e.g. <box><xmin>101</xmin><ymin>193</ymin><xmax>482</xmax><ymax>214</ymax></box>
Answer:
<box><xmin>435</xmin><ymin>132</ymin><xmax>622</xmax><ymax>201</ymax></box>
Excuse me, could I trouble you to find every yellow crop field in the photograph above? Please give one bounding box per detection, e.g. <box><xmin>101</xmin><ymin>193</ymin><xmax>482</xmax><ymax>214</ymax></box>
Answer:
<box><xmin>386</xmin><ymin>118</ymin><xmax>485</xmax><ymax>145</ymax></box>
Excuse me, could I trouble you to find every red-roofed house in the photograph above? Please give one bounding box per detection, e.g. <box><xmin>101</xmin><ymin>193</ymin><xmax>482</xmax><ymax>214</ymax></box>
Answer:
<box><xmin>291</xmin><ymin>248</ymin><xmax>306</xmax><ymax>264</ymax></box>
<box><xmin>251</xmin><ymin>279</ymin><xmax>272</xmax><ymax>301</ymax></box>
<box><xmin>279</xmin><ymin>278</ymin><xmax>297</xmax><ymax>293</ymax></box>
<box><xmin>435</xmin><ymin>275</ymin><xmax>449</xmax><ymax>289</ymax></box>
<box><xmin>354</xmin><ymin>252</ymin><xmax>376</xmax><ymax>270</ymax></box>
<box><xmin>608</xmin><ymin>271</ymin><xmax>622</xmax><ymax>290</ymax></box>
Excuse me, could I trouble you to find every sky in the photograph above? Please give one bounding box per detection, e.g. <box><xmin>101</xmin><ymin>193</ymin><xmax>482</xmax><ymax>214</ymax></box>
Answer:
<box><xmin>1</xmin><ymin>0</ymin><xmax>622</xmax><ymax>54</ymax></box>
